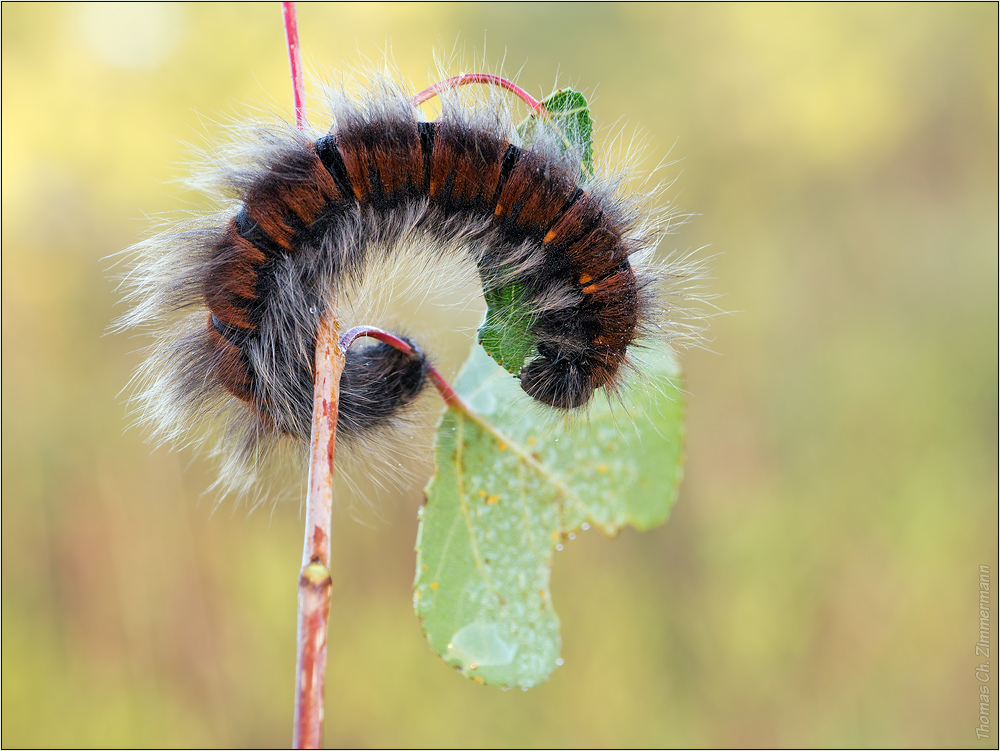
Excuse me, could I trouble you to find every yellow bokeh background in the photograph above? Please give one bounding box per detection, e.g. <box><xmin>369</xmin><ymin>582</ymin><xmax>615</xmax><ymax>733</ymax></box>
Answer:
<box><xmin>2</xmin><ymin>3</ymin><xmax>997</xmax><ymax>747</ymax></box>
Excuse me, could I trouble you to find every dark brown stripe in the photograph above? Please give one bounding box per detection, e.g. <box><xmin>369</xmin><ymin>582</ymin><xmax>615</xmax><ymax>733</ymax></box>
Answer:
<box><xmin>204</xmin><ymin>223</ymin><xmax>265</xmax><ymax>331</ymax></box>
<box><xmin>315</xmin><ymin>135</ymin><xmax>355</xmax><ymax>198</ymax></box>
<box><xmin>206</xmin><ymin>319</ymin><xmax>255</xmax><ymax>402</ymax></box>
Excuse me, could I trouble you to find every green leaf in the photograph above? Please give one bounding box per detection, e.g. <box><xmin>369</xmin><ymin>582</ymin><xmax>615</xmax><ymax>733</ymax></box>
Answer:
<box><xmin>477</xmin><ymin>283</ymin><xmax>536</xmax><ymax>375</ymax></box>
<box><xmin>414</xmin><ymin>346</ymin><xmax>685</xmax><ymax>688</ymax></box>
<box><xmin>517</xmin><ymin>88</ymin><xmax>595</xmax><ymax>180</ymax></box>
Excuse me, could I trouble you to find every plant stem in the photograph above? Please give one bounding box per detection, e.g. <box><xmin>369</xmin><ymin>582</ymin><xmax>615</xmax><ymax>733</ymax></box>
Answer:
<box><xmin>293</xmin><ymin>304</ymin><xmax>344</xmax><ymax>749</ymax></box>
<box><xmin>411</xmin><ymin>73</ymin><xmax>545</xmax><ymax>114</ymax></box>
<box><xmin>283</xmin><ymin>5</ymin><xmax>330</xmax><ymax>745</ymax></box>
<box><xmin>339</xmin><ymin>325</ymin><xmax>466</xmax><ymax>412</ymax></box>
<box><xmin>281</xmin><ymin>2</ymin><xmax>308</xmax><ymax>129</ymax></box>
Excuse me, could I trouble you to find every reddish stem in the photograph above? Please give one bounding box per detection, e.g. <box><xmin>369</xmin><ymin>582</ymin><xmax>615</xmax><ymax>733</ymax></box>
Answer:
<box><xmin>285</xmin><ymin>5</ymin><xmax>328</xmax><ymax>746</ymax></box>
<box><xmin>425</xmin><ymin>365</ymin><xmax>465</xmax><ymax>411</ymax></box>
<box><xmin>342</xmin><ymin>327</ymin><xmax>524</xmax><ymax>457</ymax></box>
<box><xmin>293</xmin><ymin>308</ymin><xmax>344</xmax><ymax>749</ymax></box>
<box><xmin>340</xmin><ymin>325</ymin><xmax>417</xmax><ymax>355</ymax></box>
<box><xmin>340</xmin><ymin>326</ymin><xmax>466</xmax><ymax>411</ymax></box>
<box><xmin>412</xmin><ymin>73</ymin><xmax>545</xmax><ymax>115</ymax></box>
<box><xmin>282</xmin><ymin>2</ymin><xmax>308</xmax><ymax>129</ymax></box>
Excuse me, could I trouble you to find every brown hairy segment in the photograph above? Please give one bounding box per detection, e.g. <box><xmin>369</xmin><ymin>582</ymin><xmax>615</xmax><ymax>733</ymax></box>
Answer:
<box><xmin>337</xmin><ymin>119</ymin><xmax>425</xmax><ymax>205</ymax></box>
<box><xmin>245</xmin><ymin>145</ymin><xmax>341</xmax><ymax>248</ymax></box>
<box><xmin>202</xmin><ymin>115</ymin><xmax>644</xmax><ymax>437</ymax></box>
<box><xmin>427</xmin><ymin>119</ymin><xmax>508</xmax><ymax>212</ymax></box>
<box><xmin>204</xmin><ymin>225</ymin><xmax>266</xmax><ymax>331</ymax></box>
<box><xmin>494</xmin><ymin>148</ymin><xmax>577</xmax><ymax>237</ymax></box>
<box><xmin>205</xmin><ymin>321</ymin><xmax>255</xmax><ymax>403</ymax></box>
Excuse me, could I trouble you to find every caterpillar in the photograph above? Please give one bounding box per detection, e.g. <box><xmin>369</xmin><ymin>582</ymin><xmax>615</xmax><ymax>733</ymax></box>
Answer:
<box><xmin>119</xmin><ymin>73</ymin><xmax>691</xmax><ymax>492</ymax></box>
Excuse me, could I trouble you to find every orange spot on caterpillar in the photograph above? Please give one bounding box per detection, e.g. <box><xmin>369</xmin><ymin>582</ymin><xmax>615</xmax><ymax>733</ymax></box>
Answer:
<box><xmin>582</xmin><ymin>284</ymin><xmax>597</xmax><ymax>294</ymax></box>
<box><xmin>431</xmin><ymin>582</ymin><xmax>439</xmax><ymax>590</ymax></box>
<box><xmin>578</xmin><ymin>273</ymin><xmax>593</xmax><ymax>284</ymax></box>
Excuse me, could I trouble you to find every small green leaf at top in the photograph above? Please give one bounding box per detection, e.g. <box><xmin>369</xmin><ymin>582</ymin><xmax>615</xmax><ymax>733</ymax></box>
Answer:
<box><xmin>477</xmin><ymin>283</ymin><xmax>536</xmax><ymax>375</ymax></box>
<box><xmin>518</xmin><ymin>88</ymin><xmax>595</xmax><ymax>180</ymax></box>
<box><xmin>414</xmin><ymin>345</ymin><xmax>685</xmax><ymax>688</ymax></box>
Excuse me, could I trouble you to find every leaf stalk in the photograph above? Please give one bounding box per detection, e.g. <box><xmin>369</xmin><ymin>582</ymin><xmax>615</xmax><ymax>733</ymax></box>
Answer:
<box><xmin>412</xmin><ymin>73</ymin><xmax>545</xmax><ymax>115</ymax></box>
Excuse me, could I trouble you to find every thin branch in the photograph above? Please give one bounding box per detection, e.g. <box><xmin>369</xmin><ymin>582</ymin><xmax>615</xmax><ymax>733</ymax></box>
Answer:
<box><xmin>282</xmin><ymin>3</ymin><xmax>332</xmax><ymax>747</ymax></box>
<box><xmin>292</xmin><ymin>305</ymin><xmax>344</xmax><ymax>749</ymax></box>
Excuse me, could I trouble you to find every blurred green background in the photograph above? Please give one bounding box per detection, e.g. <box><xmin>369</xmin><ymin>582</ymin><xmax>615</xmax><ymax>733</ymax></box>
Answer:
<box><xmin>3</xmin><ymin>3</ymin><xmax>997</xmax><ymax>747</ymax></box>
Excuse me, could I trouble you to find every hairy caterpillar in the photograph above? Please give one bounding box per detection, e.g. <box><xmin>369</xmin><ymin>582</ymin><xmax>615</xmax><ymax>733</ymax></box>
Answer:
<box><xmin>119</xmin><ymin>72</ymin><xmax>692</xmax><ymax>493</ymax></box>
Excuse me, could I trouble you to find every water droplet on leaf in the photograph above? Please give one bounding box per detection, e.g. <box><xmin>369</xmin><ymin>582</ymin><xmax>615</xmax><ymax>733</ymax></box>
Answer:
<box><xmin>445</xmin><ymin>623</ymin><xmax>517</xmax><ymax>669</ymax></box>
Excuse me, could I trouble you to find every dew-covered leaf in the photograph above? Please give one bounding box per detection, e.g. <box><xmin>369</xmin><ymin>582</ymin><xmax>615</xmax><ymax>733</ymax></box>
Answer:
<box><xmin>414</xmin><ymin>346</ymin><xmax>684</xmax><ymax>688</ymax></box>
